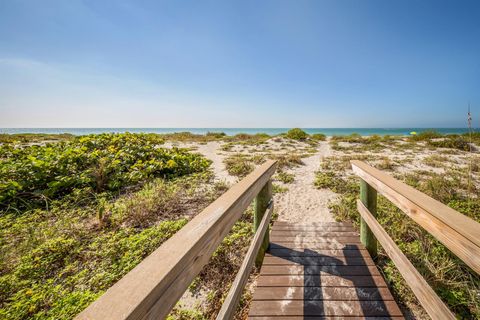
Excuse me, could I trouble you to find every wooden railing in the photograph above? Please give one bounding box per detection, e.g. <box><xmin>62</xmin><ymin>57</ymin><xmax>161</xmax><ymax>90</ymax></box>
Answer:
<box><xmin>351</xmin><ymin>160</ymin><xmax>480</xmax><ymax>320</ymax></box>
<box><xmin>76</xmin><ymin>160</ymin><xmax>277</xmax><ymax>320</ymax></box>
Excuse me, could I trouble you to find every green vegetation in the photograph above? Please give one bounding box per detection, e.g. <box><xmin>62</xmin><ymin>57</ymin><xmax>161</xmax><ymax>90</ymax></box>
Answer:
<box><xmin>223</xmin><ymin>152</ymin><xmax>304</xmax><ymax>178</ymax></box>
<box><xmin>223</xmin><ymin>154</ymin><xmax>259</xmax><ymax>178</ymax></box>
<box><xmin>156</xmin><ymin>131</ymin><xmax>271</xmax><ymax>146</ymax></box>
<box><xmin>408</xmin><ymin>130</ymin><xmax>443</xmax><ymax>141</ymax></box>
<box><xmin>275</xmin><ymin>171</ymin><xmax>295</xmax><ymax>184</ymax></box>
<box><xmin>0</xmin><ymin>133</ymin><xmax>250</xmax><ymax>319</ymax></box>
<box><xmin>1</xmin><ymin>133</ymin><xmax>209</xmax><ymax>211</ymax></box>
<box><xmin>407</xmin><ymin>130</ymin><xmax>473</xmax><ymax>151</ymax></box>
<box><xmin>0</xmin><ymin>133</ymin><xmax>75</xmax><ymax>144</ymax></box>
<box><xmin>286</xmin><ymin>128</ymin><xmax>308</xmax><ymax>140</ymax></box>
<box><xmin>311</xmin><ymin>133</ymin><xmax>326</xmax><ymax>141</ymax></box>
<box><xmin>315</xmin><ymin>156</ymin><xmax>480</xmax><ymax>318</ymax></box>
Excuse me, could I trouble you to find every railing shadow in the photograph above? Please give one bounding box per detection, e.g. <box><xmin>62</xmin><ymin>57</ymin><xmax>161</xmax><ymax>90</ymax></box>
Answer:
<box><xmin>268</xmin><ymin>242</ymin><xmax>390</xmax><ymax>318</ymax></box>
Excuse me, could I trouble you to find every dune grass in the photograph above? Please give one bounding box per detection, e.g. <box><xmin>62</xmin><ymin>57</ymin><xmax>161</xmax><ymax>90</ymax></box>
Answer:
<box><xmin>315</xmin><ymin>155</ymin><xmax>480</xmax><ymax>318</ymax></box>
<box><xmin>0</xmin><ymin>133</ymin><xmax>256</xmax><ymax>319</ymax></box>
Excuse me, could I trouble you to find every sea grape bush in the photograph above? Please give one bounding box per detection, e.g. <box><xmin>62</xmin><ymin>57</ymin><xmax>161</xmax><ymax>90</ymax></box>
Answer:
<box><xmin>0</xmin><ymin>133</ymin><xmax>210</xmax><ymax>210</ymax></box>
<box><xmin>286</xmin><ymin>128</ymin><xmax>308</xmax><ymax>140</ymax></box>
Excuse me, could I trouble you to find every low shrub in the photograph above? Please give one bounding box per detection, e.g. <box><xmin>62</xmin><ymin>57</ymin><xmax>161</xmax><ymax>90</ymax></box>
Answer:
<box><xmin>275</xmin><ymin>171</ymin><xmax>295</xmax><ymax>184</ymax></box>
<box><xmin>408</xmin><ymin>130</ymin><xmax>443</xmax><ymax>141</ymax></box>
<box><xmin>224</xmin><ymin>154</ymin><xmax>255</xmax><ymax>178</ymax></box>
<box><xmin>286</xmin><ymin>128</ymin><xmax>308</xmax><ymax>140</ymax></box>
<box><xmin>311</xmin><ymin>133</ymin><xmax>326</xmax><ymax>141</ymax></box>
<box><xmin>0</xmin><ymin>133</ymin><xmax>210</xmax><ymax>211</ymax></box>
<box><xmin>427</xmin><ymin>136</ymin><xmax>470</xmax><ymax>151</ymax></box>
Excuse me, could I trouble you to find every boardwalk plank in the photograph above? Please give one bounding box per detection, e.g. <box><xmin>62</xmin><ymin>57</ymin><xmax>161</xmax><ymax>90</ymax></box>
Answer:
<box><xmin>249</xmin><ymin>300</ymin><xmax>403</xmax><ymax>317</ymax></box>
<box><xmin>269</xmin><ymin>242</ymin><xmax>363</xmax><ymax>250</ymax></box>
<box><xmin>248</xmin><ymin>222</ymin><xmax>404</xmax><ymax>319</ymax></box>
<box><xmin>268</xmin><ymin>248</ymin><xmax>370</xmax><ymax>258</ymax></box>
<box><xmin>259</xmin><ymin>265</ymin><xmax>381</xmax><ymax>276</ymax></box>
<box><xmin>263</xmin><ymin>255</ymin><xmax>375</xmax><ymax>266</ymax></box>
<box><xmin>257</xmin><ymin>275</ymin><xmax>389</xmax><ymax>287</ymax></box>
<box><xmin>252</xmin><ymin>286</ymin><xmax>395</xmax><ymax>301</ymax></box>
<box><xmin>271</xmin><ymin>231</ymin><xmax>359</xmax><ymax>237</ymax></box>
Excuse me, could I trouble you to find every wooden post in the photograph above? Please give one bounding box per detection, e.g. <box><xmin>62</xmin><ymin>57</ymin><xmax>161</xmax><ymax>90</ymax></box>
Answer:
<box><xmin>254</xmin><ymin>179</ymin><xmax>272</xmax><ymax>266</ymax></box>
<box><xmin>360</xmin><ymin>179</ymin><xmax>377</xmax><ymax>258</ymax></box>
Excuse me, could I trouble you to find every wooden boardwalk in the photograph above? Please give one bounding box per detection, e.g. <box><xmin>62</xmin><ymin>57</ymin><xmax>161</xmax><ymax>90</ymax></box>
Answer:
<box><xmin>78</xmin><ymin>160</ymin><xmax>479</xmax><ymax>319</ymax></box>
<box><xmin>248</xmin><ymin>221</ymin><xmax>404</xmax><ymax>319</ymax></box>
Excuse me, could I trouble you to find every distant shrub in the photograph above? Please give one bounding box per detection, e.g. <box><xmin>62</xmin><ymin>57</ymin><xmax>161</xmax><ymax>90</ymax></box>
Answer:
<box><xmin>311</xmin><ymin>133</ymin><xmax>326</xmax><ymax>141</ymax></box>
<box><xmin>228</xmin><ymin>133</ymin><xmax>270</xmax><ymax>145</ymax></box>
<box><xmin>286</xmin><ymin>128</ymin><xmax>308</xmax><ymax>140</ymax></box>
<box><xmin>331</xmin><ymin>133</ymin><xmax>362</xmax><ymax>143</ymax></box>
<box><xmin>223</xmin><ymin>154</ymin><xmax>255</xmax><ymax>177</ymax></box>
<box><xmin>427</xmin><ymin>136</ymin><xmax>470</xmax><ymax>151</ymax></box>
<box><xmin>206</xmin><ymin>132</ymin><xmax>226</xmax><ymax>139</ymax></box>
<box><xmin>409</xmin><ymin>130</ymin><xmax>443</xmax><ymax>141</ymax></box>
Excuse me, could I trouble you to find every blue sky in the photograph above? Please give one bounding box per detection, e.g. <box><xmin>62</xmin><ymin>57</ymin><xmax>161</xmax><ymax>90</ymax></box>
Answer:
<box><xmin>0</xmin><ymin>0</ymin><xmax>479</xmax><ymax>128</ymax></box>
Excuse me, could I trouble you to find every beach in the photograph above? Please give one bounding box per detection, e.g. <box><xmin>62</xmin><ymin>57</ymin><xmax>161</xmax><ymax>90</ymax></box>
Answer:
<box><xmin>1</xmin><ymin>130</ymin><xmax>479</xmax><ymax>319</ymax></box>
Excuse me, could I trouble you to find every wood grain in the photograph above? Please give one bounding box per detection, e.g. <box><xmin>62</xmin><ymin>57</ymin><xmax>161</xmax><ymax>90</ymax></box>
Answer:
<box><xmin>252</xmin><ymin>286</ymin><xmax>395</xmax><ymax>301</ymax></box>
<box><xmin>75</xmin><ymin>161</ymin><xmax>277</xmax><ymax>320</ymax></box>
<box><xmin>259</xmin><ymin>265</ymin><xmax>381</xmax><ymax>276</ymax></box>
<box><xmin>249</xmin><ymin>300</ymin><xmax>403</xmax><ymax>317</ymax></box>
<box><xmin>351</xmin><ymin>160</ymin><xmax>480</xmax><ymax>275</ymax></box>
<box><xmin>216</xmin><ymin>202</ymin><xmax>274</xmax><ymax>320</ymax></box>
<box><xmin>249</xmin><ymin>222</ymin><xmax>403</xmax><ymax>319</ymax></box>
<box><xmin>357</xmin><ymin>200</ymin><xmax>455</xmax><ymax>319</ymax></box>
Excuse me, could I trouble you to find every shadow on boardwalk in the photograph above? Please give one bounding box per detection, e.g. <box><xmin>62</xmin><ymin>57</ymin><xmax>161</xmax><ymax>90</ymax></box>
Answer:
<box><xmin>268</xmin><ymin>243</ymin><xmax>393</xmax><ymax>318</ymax></box>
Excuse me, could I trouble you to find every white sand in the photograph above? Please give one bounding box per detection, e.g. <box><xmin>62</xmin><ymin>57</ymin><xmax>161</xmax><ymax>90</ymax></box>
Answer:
<box><xmin>166</xmin><ymin>138</ymin><xmax>344</xmax><ymax>223</ymax></box>
<box><xmin>194</xmin><ymin>142</ymin><xmax>237</xmax><ymax>184</ymax></box>
<box><xmin>274</xmin><ymin>140</ymin><xmax>337</xmax><ymax>223</ymax></box>
<box><xmin>183</xmin><ymin>139</ymin><xmax>337</xmax><ymax>223</ymax></box>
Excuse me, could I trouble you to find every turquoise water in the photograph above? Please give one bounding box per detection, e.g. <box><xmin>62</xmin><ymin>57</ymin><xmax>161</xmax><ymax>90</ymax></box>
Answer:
<box><xmin>0</xmin><ymin>128</ymin><xmax>475</xmax><ymax>136</ymax></box>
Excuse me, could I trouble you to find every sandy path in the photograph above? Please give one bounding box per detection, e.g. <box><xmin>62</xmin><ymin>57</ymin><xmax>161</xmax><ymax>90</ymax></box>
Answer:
<box><xmin>274</xmin><ymin>141</ymin><xmax>337</xmax><ymax>223</ymax></box>
<box><xmin>194</xmin><ymin>142</ymin><xmax>237</xmax><ymax>184</ymax></box>
<box><xmin>181</xmin><ymin>139</ymin><xmax>337</xmax><ymax>223</ymax></box>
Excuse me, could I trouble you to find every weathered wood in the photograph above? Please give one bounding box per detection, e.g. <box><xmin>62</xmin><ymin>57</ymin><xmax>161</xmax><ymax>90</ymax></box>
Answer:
<box><xmin>259</xmin><ymin>265</ymin><xmax>381</xmax><ymax>276</ymax></box>
<box><xmin>271</xmin><ymin>231</ymin><xmax>359</xmax><ymax>237</ymax></box>
<box><xmin>273</xmin><ymin>221</ymin><xmax>353</xmax><ymax>227</ymax></box>
<box><xmin>357</xmin><ymin>200</ymin><xmax>455</xmax><ymax>320</ymax></box>
<box><xmin>360</xmin><ymin>179</ymin><xmax>378</xmax><ymax>258</ymax></box>
<box><xmin>263</xmin><ymin>255</ymin><xmax>376</xmax><ymax>266</ymax></box>
<box><xmin>254</xmin><ymin>180</ymin><xmax>272</xmax><ymax>266</ymax></box>
<box><xmin>270</xmin><ymin>235</ymin><xmax>362</xmax><ymax>243</ymax></box>
<box><xmin>268</xmin><ymin>248</ymin><xmax>370</xmax><ymax>258</ymax></box>
<box><xmin>270</xmin><ymin>226</ymin><xmax>355</xmax><ymax>232</ymax></box>
<box><xmin>249</xmin><ymin>221</ymin><xmax>403</xmax><ymax>319</ymax></box>
<box><xmin>252</xmin><ymin>286</ymin><xmax>395</xmax><ymax>301</ymax></box>
<box><xmin>249</xmin><ymin>316</ymin><xmax>404</xmax><ymax>320</ymax></box>
<box><xmin>352</xmin><ymin>160</ymin><xmax>480</xmax><ymax>275</ymax></box>
<box><xmin>75</xmin><ymin>160</ymin><xmax>277</xmax><ymax>320</ymax></box>
<box><xmin>216</xmin><ymin>202</ymin><xmax>274</xmax><ymax>320</ymax></box>
<box><xmin>257</xmin><ymin>275</ymin><xmax>389</xmax><ymax>287</ymax></box>
<box><xmin>269</xmin><ymin>242</ymin><xmax>363</xmax><ymax>250</ymax></box>
<box><xmin>249</xmin><ymin>300</ymin><xmax>403</xmax><ymax>317</ymax></box>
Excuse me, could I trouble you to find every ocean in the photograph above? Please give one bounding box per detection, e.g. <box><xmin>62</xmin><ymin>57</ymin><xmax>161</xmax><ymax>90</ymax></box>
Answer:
<box><xmin>0</xmin><ymin>128</ymin><xmax>475</xmax><ymax>136</ymax></box>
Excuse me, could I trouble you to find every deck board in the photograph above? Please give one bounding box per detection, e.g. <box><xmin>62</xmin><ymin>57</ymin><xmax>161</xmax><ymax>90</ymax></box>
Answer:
<box><xmin>248</xmin><ymin>221</ymin><xmax>404</xmax><ymax>319</ymax></box>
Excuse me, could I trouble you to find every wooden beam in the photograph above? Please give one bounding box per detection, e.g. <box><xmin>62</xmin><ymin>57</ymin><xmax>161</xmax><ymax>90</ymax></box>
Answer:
<box><xmin>216</xmin><ymin>201</ymin><xmax>274</xmax><ymax>320</ymax></box>
<box><xmin>254</xmin><ymin>179</ymin><xmax>272</xmax><ymax>266</ymax></box>
<box><xmin>360</xmin><ymin>179</ymin><xmax>377</xmax><ymax>257</ymax></box>
<box><xmin>351</xmin><ymin>160</ymin><xmax>480</xmax><ymax>275</ymax></box>
<box><xmin>75</xmin><ymin>160</ymin><xmax>277</xmax><ymax>320</ymax></box>
<box><xmin>357</xmin><ymin>200</ymin><xmax>455</xmax><ymax>320</ymax></box>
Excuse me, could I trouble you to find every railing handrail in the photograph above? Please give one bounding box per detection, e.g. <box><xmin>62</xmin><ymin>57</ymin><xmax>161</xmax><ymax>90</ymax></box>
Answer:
<box><xmin>351</xmin><ymin>160</ymin><xmax>480</xmax><ymax>274</ymax></box>
<box><xmin>351</xmin><ymin>160</ymin><xmax>480</xmax><ymax>320</ymax></box>
<box><xmin>76</xmin><ymin>160</ymin><xmax>277</xmax><ymax>320</ymax></box>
